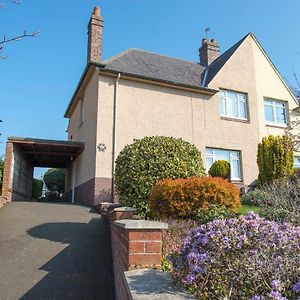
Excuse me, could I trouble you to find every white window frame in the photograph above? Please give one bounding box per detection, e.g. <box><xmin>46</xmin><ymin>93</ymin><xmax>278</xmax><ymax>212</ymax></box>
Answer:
<box><xmin>220</xmin><ymin>89</ymin><xmax>248</xmax><ymax>120</ymax></box>
<box><xmin>264</xmin><ymin>98</ymin><xmax>287</xmax><ymax>126</ymax></box>
<box><xmin>206</xmin><ymin>148</ymin><xmax>242</xmax><ymax>181</ymax></box>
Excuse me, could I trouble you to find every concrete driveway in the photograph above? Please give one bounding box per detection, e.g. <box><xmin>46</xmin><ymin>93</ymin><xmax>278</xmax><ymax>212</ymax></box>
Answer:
<box><xmin>0</xmin><ymin>202</ymin><xmax>115</xmax><ymax>300</ymax></box>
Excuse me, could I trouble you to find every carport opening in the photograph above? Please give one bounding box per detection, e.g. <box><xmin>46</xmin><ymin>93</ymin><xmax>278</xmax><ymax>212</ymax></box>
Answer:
<box><xmin>33</xmin><ymin>167</ymin><xmax>67</xmax><ymax>202</ymax></box>
<box><xmin>2</xmin><ymin>137</ymin><xmax>84</xmax><ymax>203</ymax></box>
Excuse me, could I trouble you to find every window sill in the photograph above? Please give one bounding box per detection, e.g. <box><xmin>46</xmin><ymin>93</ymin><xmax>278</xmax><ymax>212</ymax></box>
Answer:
<box><xmin>265</xmin><ymin>123</ymin><xmax>287</xmax><ymax>129</ymax></box>
<box><xmin>220</xmin><ymin>116</ymin><xmax>250</xmax><ymax>124</ymax></box>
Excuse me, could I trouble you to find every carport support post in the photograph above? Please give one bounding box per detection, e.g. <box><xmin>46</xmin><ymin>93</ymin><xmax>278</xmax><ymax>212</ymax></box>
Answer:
<box><xmin>71</xmin><ymin>160</ymin><xmax>76</xmax><ymax>204</ymax></box>
<box><xmin>1</xmin><ymin>141</ymin><xmax>13</xmax><ymax>203</ymax></box>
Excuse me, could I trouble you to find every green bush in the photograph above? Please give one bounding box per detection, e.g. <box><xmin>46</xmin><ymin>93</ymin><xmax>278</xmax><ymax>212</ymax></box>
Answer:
<box><xmin>208</xmin><ymin>160</ymin><xmax>230</xmax><ymax>180</ymax></box>
<box><xmin>196</xmin><ymin>204</ymin><xmax>237</xmax><ymax>224</ymax></box>
<box><xmin>241</xmin><ymin>188</ymin><xmax>264</xmax><ymax>205</ymax></box>
<box><xmin>32</xmin><ymin>178</ymin><xmax>43</xmax><ymax>199</ymax></box>
<box><xmin>257</xmin><ymin>135</ymin><xmax>294</xmax><ymax>185</ymax></box>
<box><xmin>149</xmin><ymin>177</ymin><xmax>241</xmax><ymax>219</ymax></box>
<box><xmin>114</xmin><ymin>136</ymin><xmax>205</xmax><ymax>217</ymax></box>
<box><xmin>43</xmin><ymin>169</ymin><xmax>65</xmax><ymax>197</ymax></box>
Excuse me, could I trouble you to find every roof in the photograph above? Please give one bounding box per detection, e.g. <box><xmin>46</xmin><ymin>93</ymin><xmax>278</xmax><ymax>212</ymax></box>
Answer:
<box><xmin>9</xmin><ymin>137</ymin><xmax>84</xmax><ymax>168</ymax></box>
<box><xmin>203</xmin><ymin>34</ymin><xmax>249</xmax><ymax>85</ymax></box>
<box><xmin>101</xmin><ymin>49</ymin><xmax>206</xmax><ymax>88</ymax></box>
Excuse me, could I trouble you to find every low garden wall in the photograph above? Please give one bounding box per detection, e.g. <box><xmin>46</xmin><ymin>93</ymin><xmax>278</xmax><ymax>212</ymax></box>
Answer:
<box><xmin>98</xmin><ymin>203</ymin><xmax>194</xmax><ymax>300</ymax></box>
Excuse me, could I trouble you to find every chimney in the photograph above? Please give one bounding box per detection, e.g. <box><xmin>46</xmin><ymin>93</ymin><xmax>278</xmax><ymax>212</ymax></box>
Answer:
<box><xmin>87</xmin><ymin>6</ymin><xmax>104</xmax><ymax>64</ymax></box>
<box><xmin>199</xmin><ymin>38</ymin><xmax>220</xmax><ymax>66</ymax></box>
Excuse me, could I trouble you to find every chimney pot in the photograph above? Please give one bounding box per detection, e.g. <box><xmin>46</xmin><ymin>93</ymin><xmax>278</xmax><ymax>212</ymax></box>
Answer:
<box><xmin>93</xmin><ymin>6</ymin><xmax>100</xmax><ymax>16</ymax></box>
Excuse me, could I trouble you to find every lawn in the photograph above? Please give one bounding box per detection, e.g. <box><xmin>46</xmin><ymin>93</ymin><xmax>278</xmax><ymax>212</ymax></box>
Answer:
<box><xmin>238</xmin><ymin>204</ymin><xmax>261</xmax><ymax>215</ymax></box>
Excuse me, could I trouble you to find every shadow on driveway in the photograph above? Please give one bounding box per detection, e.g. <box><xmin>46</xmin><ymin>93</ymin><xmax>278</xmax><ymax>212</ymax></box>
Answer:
<box><xmin>21</xmin><ymin>218</ymin><xmax>115</xmax><ymax>300</ymax></box>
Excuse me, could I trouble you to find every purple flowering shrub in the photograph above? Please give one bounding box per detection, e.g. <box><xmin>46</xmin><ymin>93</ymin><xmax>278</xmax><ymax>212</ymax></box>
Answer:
<box><xmin>171</xmin><ymin>212</ymin><xmax>300</xmax><ymax>299</ymax></box>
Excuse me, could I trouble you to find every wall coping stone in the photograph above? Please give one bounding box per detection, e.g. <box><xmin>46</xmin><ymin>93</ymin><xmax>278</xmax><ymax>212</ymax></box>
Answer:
<box><xmin>115</xmin><ymin>219</ymin><xmax>168</xmax><ymax>230</ymax></box>
<box><xmin>125</xmin><ymin>268</ymin><xmax>196</xmax><ymax>299</ymax></box>
<box><xmin>112</xmin><ymin>207</ymin><xmax>137</xmax><ymax>213</ymax></box>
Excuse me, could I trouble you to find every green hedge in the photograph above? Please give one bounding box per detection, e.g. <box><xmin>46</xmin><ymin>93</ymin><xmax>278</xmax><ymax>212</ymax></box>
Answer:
<box><xmin>32</xmin><ymin>178</ymin><xmax>43</xmax><ymax>199</ymax></box>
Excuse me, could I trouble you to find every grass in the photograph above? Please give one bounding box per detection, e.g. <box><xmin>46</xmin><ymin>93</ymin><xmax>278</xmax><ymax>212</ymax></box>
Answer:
<box><xmin>238</xmin><ymin>204</ymin><xmax>261</xmax><ymax>215</ymax></box>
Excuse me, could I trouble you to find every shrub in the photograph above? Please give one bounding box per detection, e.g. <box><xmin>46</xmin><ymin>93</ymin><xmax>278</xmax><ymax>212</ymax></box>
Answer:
<box><xmin>293</xmin><ymin>167</ymin><xmax>300</xmax><ymax>178</ymax></box>
<box><xmin>241</xmin><ymin>188</ymin><xmax>264</xmax><ymax>206</ymax></box>
<box><xmin>149</xmin><ymin>176</ymin><xmax>241</xmax><ymax>219</ymax></box>
<box><xmin>196</xmin><ymin>204</ymin><xmax>237</xmax><ymax>224</ymax></box>
<box><xmin>257</xmin><ymin>135</ymin><xmax>294</xmax><ymax>185</ymax></box>
<box><xmin>32</xmin><ymin>178</ymin><xmax>43</xmax><ymax>199</ymax></box>
<box><xmin>115</xmin><ymin>136</ymin><xmax>205</xmax><ymax>217</ymax></box>
<box><xmin>257</xmin><ymin>178</ymin><xmax>300</xmax><ymax>226</ymax></box>
<box><xmin>171</xmin><ymin>212</ymin><xmax>300</xmax><ymax>299</ymax></box>
<box><xmin>208</xmin><ymin>160</ymin><xmax>230</xmax><ymax>180</ymax></box>
<box><xmin>43</xmin><ymin>168</ymin><xmax>65</xmax><ymax>196</ymax></box>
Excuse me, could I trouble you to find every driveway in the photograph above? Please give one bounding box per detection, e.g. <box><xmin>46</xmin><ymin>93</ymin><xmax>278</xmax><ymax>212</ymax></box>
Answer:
<box><xmin>0</xmin><ymin>202</ymin><xmax>115</xmax><ymax>300</ymax></box>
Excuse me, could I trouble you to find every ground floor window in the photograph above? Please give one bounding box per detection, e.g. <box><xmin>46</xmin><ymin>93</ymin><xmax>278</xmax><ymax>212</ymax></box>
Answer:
<box><xmin>294</xmin><ymin>156</ymin><xmax>300</xmax><ymax>168</ymax></box>
<box><xmin>206</xmin><ymin>148</ymin><xmax>242</xmax><ymax>181</ymax></box>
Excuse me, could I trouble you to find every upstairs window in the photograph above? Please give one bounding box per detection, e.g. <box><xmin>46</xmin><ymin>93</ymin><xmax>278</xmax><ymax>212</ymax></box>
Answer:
<box><xmin>206</xmin><ymin>148</ymin><xmax>242</xmax><ymax>181</ymax></box>
<box><xmin>220</xmin><ymin>90</ymin><xmax>248</xmax><ymax>120</ymax></box>
<box><xmin>264</xmin><ymin>99</ymin><xmax>287</xmax><ymax>125</ymax></box>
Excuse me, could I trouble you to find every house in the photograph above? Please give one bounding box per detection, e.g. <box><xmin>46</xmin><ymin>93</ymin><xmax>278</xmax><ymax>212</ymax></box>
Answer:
<box><xmin>2</xmin><ymin>6</ymin><xmax>300</xmax><ymax>206</ymax></box>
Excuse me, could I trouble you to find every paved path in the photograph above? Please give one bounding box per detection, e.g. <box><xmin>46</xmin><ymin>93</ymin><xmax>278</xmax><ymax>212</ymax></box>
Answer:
<box><xmin>0</xmin><ymin>202</ymin><xmax>115</xmax><ymax>300</ymax></box>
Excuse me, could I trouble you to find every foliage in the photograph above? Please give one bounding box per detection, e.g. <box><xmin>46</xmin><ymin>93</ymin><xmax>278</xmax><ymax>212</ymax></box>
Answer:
<box><xmin>238</xmin><ymin>204</ymin><xmax>261</xmax><ymax>215</ymax></box>
<box><xmin>149</xmin><ymin>176</ymin><xmax>241</xmax><ymax>219</ymax></box>
<box><xmin>208</xmin><ymin>160</ymin><xmax>230</xmax><ymax>180</ymax></box>
<box><xmin>43</xmin><ymin>169</ymin><xmax>65</xmax><ymax>196</ymax></box>
<box><xmin>115</xmin><ymin>136</ymin><xmax>205</xmax><ymax>217</ymax></box>
<box><xmin>241</xmin><ymin>188</ymin><xmax>265</xmax><ymax>206</ymax></box>
<box><xmin>257</xmin><ymin>178</ymin><xmax>300</xmax><ymax>226</ymax></box>
<box><xmin>293</xmin><ymin>167</ymin><xmax>300</xmax><ymax>178</ymax></box>
<box><xmin>171</xmin><ymin>212</ymin><xmax>300</xmax><ymax>299</ymax></box>
<box><xmin>161</xmin><ymin>219</ymin><xmax>199</xmax><ymax>271</ymax></box>
<box><xmin>196</xmin><ymin>204</ymin><xmax>237</xmax><ymax>224</ymax></box>
<box><xmin>32</xmin><ymin>178</ymin><xmax>43</xmax><ymax>199</ymax></box>
<box><xmin>257</xmin><ymin>135</ymin><xmax>294</xmax><ymax>186</ymax></box>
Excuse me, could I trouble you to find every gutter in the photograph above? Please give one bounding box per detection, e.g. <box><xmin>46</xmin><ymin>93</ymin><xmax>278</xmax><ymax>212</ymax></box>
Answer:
<box><xmin>111</xmin><ymin>73</ymin><xmax>121</xmax><ymax>203</ymax></box>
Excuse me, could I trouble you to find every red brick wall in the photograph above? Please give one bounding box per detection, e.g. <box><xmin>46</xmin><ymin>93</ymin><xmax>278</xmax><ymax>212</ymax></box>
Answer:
<box><xmin>106</xmin><ymin>208</ymin><xmax>165</xmax><ymax>300</ymax></box>
<box><xmin>1</xmin><ymin>141</ymin><xmax>13</xmax><ymax>203</ymax></box>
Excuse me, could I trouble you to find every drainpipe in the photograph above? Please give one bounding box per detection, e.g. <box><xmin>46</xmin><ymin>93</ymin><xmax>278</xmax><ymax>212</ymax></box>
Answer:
<box><xmin>111</xmin><ymin>73</ymin><xmax>121</xmax><ymax>203</ymax></box>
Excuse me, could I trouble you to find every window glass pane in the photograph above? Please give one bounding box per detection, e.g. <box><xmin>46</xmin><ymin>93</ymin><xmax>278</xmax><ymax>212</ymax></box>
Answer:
<box><xmin>294</xmin><ymin>156</ymin><xmax>300</xmax><ymax>168</ymax></box>
<box><xmin>231</xmin><ymin>97</ymin><xmax>238</xmax><ymax>118</ymax></box>
<box><xmin>237</xmin><ymin>93</ymin><xmax>246</xmax><ymax>101</ymax></box>
<box><xmin>239</xmin><ymin>100</ymin><xmax>247</xmax><ymax>119</ymax></box>
<box><xmin>206</xmin><ymin>157</ymin><xmax>214</xmax><ymax>171</ymax></box>
<box><xmin>231</xmin><ymin>159</ymin><xmax>241</xmax><ymax>180</ymax></box>
<box><xmin>206</xmin><ymin>148</ymin><xmax>214</xmax><ymax>155</ymax></box>
<box><xmin>220</xmin><ymin>98</ymin><xmax>226</xmax><ymax>116</ymax></box>
<box><xmin>264</xmin><ymin>99</ymin><xmax>273</xmax><ymax>106</ymax></box>
<box><xmin>215</xmin><ymin>149</ymin><xmax>230</xmax><ymax>161</ymax></box>
<box><xmin>275</xmin><ymin>102</ymin><xmax>285</xmax><ymax>108</ymax></box>
<box><xmin>275</xmin><ymin>107</ymin><xmax>286</xmax><ymax>124</ymax></box>
<box><xmin>264</xmin><ymin>104</ymin><xmax>273</xmax><ymax>122</ymax></box>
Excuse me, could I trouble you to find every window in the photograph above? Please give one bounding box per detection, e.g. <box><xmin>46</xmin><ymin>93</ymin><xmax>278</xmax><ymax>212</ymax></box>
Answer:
<box><xmin>79</xmin><ymin>98</ymin><xmax>84</xmax><ymax>126</ymax></box>
<box><xmin>264</xmin><ymin>99</ymin><xmax>287</xmax><ymax>125</ymax></box>
<box><xmin>206</xmin><ymin>148</ymin><xmax>242</xmax><ymax>181</ymax></box>
<box><xmin>294</xmin><ymin>156</ymin><xmax>300</xmax><ymax>168</ymax></box>
<box><xmin>220</xmin><ymin>90</ymin><xmax>248</xmax><ymax>120</ymax></box>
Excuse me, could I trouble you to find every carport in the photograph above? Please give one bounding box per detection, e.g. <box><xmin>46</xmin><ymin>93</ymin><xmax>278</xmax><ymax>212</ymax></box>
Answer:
<box><xmin>1</xmin><ymin>137</ymin><xmax>84</xmax><ymax>203</ymax></box>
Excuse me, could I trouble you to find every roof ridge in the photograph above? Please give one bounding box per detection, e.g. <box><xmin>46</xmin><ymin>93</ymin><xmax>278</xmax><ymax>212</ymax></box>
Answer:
<box><xmin>103</xmin><ymin>47</ymin><xmax>200</xmax><ymax>66</ymax></box>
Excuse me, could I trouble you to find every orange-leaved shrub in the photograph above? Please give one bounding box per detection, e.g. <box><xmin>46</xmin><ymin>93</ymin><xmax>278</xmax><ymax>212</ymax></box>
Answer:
<box><xmin>149</xmin><ymin>176</ymin><xmax>241</xmax><ymax>219</ymax></box>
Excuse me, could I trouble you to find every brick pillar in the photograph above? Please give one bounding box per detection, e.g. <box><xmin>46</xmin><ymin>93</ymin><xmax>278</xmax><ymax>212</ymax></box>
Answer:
<box><xmin>1</xmin><ymin>141</ymin><xmax>13</xmax><ymax>203</ymax></box>
<box><xmin>87</xmin><ymin>6</ymin><xmax>104</xmax><ymax>64</ymax></box>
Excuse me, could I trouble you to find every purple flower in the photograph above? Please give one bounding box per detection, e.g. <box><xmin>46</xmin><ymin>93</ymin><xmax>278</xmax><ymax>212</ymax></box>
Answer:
<box><xmin>293</xmin><ymin>280</ymin><xmax>300</xmax><ymax>293</ymax></box>
<box><xmin>268</xmin><ymin>290</ymin><xmax>287</xmax><ymax>300</ymax></box>
<box><xmin>271</xmin><ymin>279</ymin><xmax>281</xmax><ymax>290</ymax></box>
<box><xmin>249</xmin><ymin>296</ymin><xmax>264</xmax><ymax>300</ymax></box>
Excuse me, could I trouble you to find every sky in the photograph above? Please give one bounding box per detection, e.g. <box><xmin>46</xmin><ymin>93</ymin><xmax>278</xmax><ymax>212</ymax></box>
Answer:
<box><xmin>1</xmin><ymin>0</ymin><xmax>300</xmax><ymax>178</ymax></box>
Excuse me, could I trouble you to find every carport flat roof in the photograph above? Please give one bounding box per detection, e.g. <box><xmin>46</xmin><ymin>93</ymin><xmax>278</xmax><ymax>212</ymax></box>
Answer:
<box><xmin>8</xmin><ymin>137</ymin><xmax>84</xmax><ymax>168</ymax></box>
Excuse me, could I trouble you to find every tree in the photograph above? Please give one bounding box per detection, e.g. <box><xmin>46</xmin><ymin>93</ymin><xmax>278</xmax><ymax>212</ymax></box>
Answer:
<box><xmin>257</xmin><ymin>135</ymin><xmax>294</xmax><ymax>185</ymax></box>
<box><xmin>1</xmin><ymin>0</ymin><xmax>38</xmax><ymax>59</ymax></box>
<box><xmin>43</xmin><ymin>169</ymin><xmax>65</xmax><ymax>197</ymax></box>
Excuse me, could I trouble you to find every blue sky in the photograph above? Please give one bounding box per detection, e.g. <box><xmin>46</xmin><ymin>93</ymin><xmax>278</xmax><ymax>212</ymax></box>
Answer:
<box><xmin>1</xmin><ymin>0</ymin><xmax>300</xmax><ymax>177</ymax></box>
